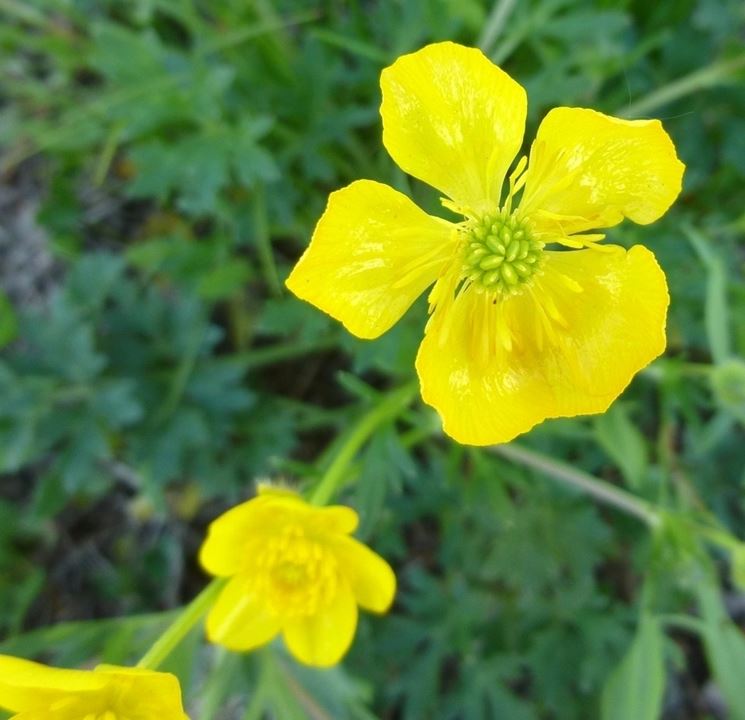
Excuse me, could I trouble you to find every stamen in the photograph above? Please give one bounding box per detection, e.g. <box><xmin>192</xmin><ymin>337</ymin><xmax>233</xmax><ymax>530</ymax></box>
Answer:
<box><xmin>253</xmin><ymin>525</ymin><xmax>339</xmax><ymax>618</ymax></box>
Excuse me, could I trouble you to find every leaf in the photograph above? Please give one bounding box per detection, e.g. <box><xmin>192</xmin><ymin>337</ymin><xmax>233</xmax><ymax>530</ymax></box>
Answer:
<box><xmin>600</xmin><ymin>614</ymin><xmax>666</xmax><ymax>720</ymax></box>
<box><xmin>355</xmin><ymin>427</ymin><xmax>415</xmax><ymax>539</ymax></box>
<box><xmin>196</xmin><ymin>259</ymin><xmax>253</xmax><ymax>300</ymax></box>
<box><xmin>731</xmin><ymin>545</ymin><xmax>745</xmax><ymax>591</ymax></box>
<box><xmin>232</xmin><ymin>118</ymin><xmax>280</xmax><ymax>187</ymax></box>
<box><xmin>594</xmin><ymin>403</ymin><xmax>649</xmax><ymax>489</ymax></box>
<box><xmin>21</xmin><ymin>300</ymin><xmax>106</xmax><ymax>382</ymax></box>
<box><xmin>64</xmin><ymin>253</ymin><xmax>125</xmax><ymax>312</ymax></box>
<box><xmin>697</xmin><ymin>580</ymin><xmax>745</xmax><ymax>720</ymax></box>
<box><xmin>710</xmin><ymin>359</ymin><xmax>745</xmax><ymax>424</ymax></box>
<box><xmin>684</xmin><ymin>225</ymin><xmax>731</xmax><ymax>364</ymax></box>
<box><xmin>127</xmin><ymin>123</ymin><xmax>278</xmax><ymax>215</ymax></box>
<box><xmin>0</xmin><ymin>292</ymin><xmax>18</xmax><ymax>348</ymax></box>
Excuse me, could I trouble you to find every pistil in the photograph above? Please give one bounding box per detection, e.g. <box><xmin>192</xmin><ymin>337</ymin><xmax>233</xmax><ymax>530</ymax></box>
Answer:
<box><xmin>463</xmin><ymin>211</ymin><xmax>543</xmax><ymax>293</ymax></box>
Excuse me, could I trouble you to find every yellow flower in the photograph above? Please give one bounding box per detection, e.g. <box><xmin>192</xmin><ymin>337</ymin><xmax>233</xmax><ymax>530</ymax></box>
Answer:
<box><xmin>286</xmin><ymin>42</ymin><xmax>684</xmax><ymax>445</ymax></box>
<box><xmin>199</xmin><ymin>486</ymin><xmax>396</xmax><ymax>667</ymax></box>
<box><xmin>0</xmin><ymin>655</ymin><xmax>188</xmax><ymax>719</ymax></box>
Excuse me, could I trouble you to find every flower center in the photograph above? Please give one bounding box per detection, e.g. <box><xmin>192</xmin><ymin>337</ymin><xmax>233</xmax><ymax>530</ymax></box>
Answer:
<box><xmin>256</xmin><ymin>525</ymin><xmax>338</xmax><ymax>618</ymax></box>
<box><xmin>463</xmin><ymin>211</ymin><xmax>544</xmax><ymax>293</ymax></box>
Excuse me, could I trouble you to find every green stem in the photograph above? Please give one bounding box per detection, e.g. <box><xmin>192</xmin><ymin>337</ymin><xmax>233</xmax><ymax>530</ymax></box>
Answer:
<box><xmin>309</xmin><ymin>380</ymin><xmax>418</xmax><ymax>506</ymax></box>
<box><xmin>152</xmin><ymin>330</ymin><xmax>204</xmax><ymax>425</ymax></box>
<box><xmin>253</xmin><ymin>184</ymin><xmax>282</xmax><ymax>298</ymax></box>
<box><xmin>619</xmin><ymin>53</ymin><xmax>745</xmax><ymax>118</ymax></box>
<box><xmin>491</xmin><ymin>443</ymin><xmax>660</xmax><ymax>527</ymax></box>
<box><xmin>658</xmin><ymin>613</ymin><xmax>706</xmax><ymax>635</ymax></box>
<box><xmin>478</xmin><ymin>0</ymin><xmax>519</xmax><ymax>54</ymax></box>
<box><xmin>232</xmin><ymin>338</ymin><xmax>338</xmax><ymax>369</ymax></box>
<box><xmin>641</xmin><ymin>360</ymin><xmax>713</xmax><ymax>382</ymax></box>
<box><xmin>93</xmin><ymin>122</ymin><xmax>124</xmax><ymax>186</ymax></box>
<box><xmin>137</xmin><ymin>578</ymin><xmax>226</xmax><ymax>671</ymax></box>
<box><xmin>0</xmin><ymin>0</ymin><xmax>48</xmax><ymax>26</ymax></box>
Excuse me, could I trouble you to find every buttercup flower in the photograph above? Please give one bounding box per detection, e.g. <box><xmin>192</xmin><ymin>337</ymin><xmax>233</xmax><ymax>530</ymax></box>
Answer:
<box><xmin>200</xmin><ymin>486</ymin><xmax>396</xmax><ymax>667</ymax></box>
<box><xmin>286</xmin><ymin>42</ymin><xmax>684</xmax><ymax>445</ymax></box>
<box><xmin>0</xmin><ymin>655</ymin><xmax>188</xmax><ymax>719</ymax></box>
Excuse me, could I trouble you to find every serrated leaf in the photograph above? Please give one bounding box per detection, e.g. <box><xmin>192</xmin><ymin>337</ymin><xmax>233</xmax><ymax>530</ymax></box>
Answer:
<box><xmin>64</xmin><ymin>253</ymin><xmax>125</xmax><ymax>312</ymax></box>
<box><xmin>601</xmin><ymin>614</ymin><xmax>666</xmax><ymax>720</ymax></box>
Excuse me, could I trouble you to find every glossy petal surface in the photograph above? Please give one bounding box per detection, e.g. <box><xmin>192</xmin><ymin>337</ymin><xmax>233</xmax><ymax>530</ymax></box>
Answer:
<box><xmin>332</xmin><ymin>536</ymin><xmax>396</xmax><ymax>613</ymax></box>
<box><xmin>283</xmin><ymin>583</ymin><xmax>358</xmax><ymax>667</ymax></box>
<box><xmin>0</xmin><ymin>655</ymin><xmax>104</xmax><ymax>712</ymax></box>
<box><xmin>206</xmin><ymin>576</ymin><xmax>281</xmax><ymax>651</ymax></box>
<box><xmin>200</xmin><ymin>490</ymin><xmax>358</xmax><ymax>576</ymax></box>
<box><xmin>416</xmin><ymin>246</ymin><xmax>668</xmax><ymax>445</ymax></box>
<box><xmin>0</xmin><ymin>656</ymin><xmax>187</xmax><ymax>719</ymax></box>
<box><xmin>286</xmin><ymin>180</ymin><xmax>455</xmax><ymax>339</ymax></box>
<box><xmin>381</xmin><ymin>42</ymin><xmax>526</xmax><ymax>211</ymax></box>
<box><xmin>520</xmin><ymin>108</ymin><xmax>684</xmax><ymax>236</ymax></box>
<box><xmin>94</xmin><ymin>666</ymin><xmax>188</xmax><ymax>719</ymax></box>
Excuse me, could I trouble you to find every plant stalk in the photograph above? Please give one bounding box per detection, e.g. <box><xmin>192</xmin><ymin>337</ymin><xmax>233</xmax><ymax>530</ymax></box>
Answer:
<box><xmin>137</xmin><ymin>577</ymin><xmax>227</xmax><ymax>670</ymax></box>
<box><xmin>491</xmin><ymin>442</ymin><xmax>660</xmax><ymax>526</ymax></box>
<box><xmin>309</xmin><ymin>380</ymin><xmax>419</xmax><ymax>506</ymax></box>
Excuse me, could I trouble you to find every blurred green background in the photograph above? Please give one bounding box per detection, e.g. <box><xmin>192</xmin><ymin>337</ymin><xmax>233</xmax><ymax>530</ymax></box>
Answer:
<box><xmin>1</xmin><ymin>0</ymin><xmax>745</xmax><ymax>718</ymax></box>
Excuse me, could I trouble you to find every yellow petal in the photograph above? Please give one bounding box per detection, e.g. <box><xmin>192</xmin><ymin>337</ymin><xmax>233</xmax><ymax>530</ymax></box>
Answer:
<box><xmin>286</xmin><ymin>180</ymin><xmax>455</xmax><ymax>339</ymax></box>
<box><xmin>200</xmin><ymin>493</ymin><xmax>359</xmax><ymax>577</ymax></box>
<box><xmin>416</xmin><ymin>245</ymin><xmax>668</xmax><ymax>445</ymax></box>
<box><xmin>93</xmin><ymin>667</ymin><xmax>188</xmax><ymax>719</ymax></box>
<box><xmin>282</xmin><ymin>583</ymin><xmax>358</xmax><ymax>667</ymax></box>
<box><xmin>520</xmin><ymin>107</ymin><xmax>684</xmax><ymax>236</ymax></box>
<box><xmin>205</xmin><ymin>575</ymin><xmax>281</xmax><ymax>651</ymax></box>
<box><xmin>257</xmin><ymin>485</ymin><xmax>359</xmax><ymax>533</ymax></box>
<box><xmin>0</xmin><ymin>655</ymin><xmax>105</xmax><ymax>712</ymax></box>
<box><xmin>380</xmin><ymin>41</ymin><xmax>526</xmax><ymax>211</ymax></box>
<box><xmin>199</xmin><ymin>496</ymin><xmax>286</xmax><ymax>576</ymax></box>
<box><xmin>331</xmin><ymin>536</ymin><xmax>396</xmax><ymax>613</ymax></box>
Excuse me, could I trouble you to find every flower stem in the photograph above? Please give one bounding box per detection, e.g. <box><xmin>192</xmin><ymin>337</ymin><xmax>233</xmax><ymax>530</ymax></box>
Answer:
<box><xmin>309</xmin><ymin>380</ymin><xmax>419</xmax><ymax>506</ymax></box>
<box><xmin>253</xmin><ymin>183</ymin><xmax>283</xmax><ymax>298</ymax></box>
<box><xmin>478</xmin><ymin>0</ymin><xmax>519</xmax><ymax>54</ymax></box>
<box><xmin>137</xmin><ymin>577</ymin><xmax>227</xmax><ymax>671</ymax></box>
<box><xmin>491</xmin><ymin>443</ymin><xmax>660</xmax><ymax>527</ymax></box>
<box><xmin>620</xmin><ymin>52</ymin><xmax>745</xmax><ymax>118</ymax></box>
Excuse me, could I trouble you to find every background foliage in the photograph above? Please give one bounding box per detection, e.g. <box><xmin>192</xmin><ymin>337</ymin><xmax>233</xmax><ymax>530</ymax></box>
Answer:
<box><xmin>1</xmin><ymin>0</ymin><xmax>745</xmax><ymax>718</ymax></box>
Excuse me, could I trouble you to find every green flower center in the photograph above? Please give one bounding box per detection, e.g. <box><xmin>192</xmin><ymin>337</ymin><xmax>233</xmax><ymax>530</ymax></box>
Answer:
<box><xmin>463</xmin><ymin>211</ymin><xmax>543</xmax><ymax>292</ymax></box>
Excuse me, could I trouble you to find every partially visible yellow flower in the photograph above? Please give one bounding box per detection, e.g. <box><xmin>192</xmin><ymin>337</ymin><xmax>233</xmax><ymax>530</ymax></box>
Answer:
<box><xmin>0</xmin><ymin>655</ymin><xmax>188</xmax><ymax>719</ymax></box>
<box><xmin>286</xmin><ymin>42</ymin><xmax>685</xmax><ymax>445</ymax></box>
<box><xmin>199</xmin><ymin>486</ymin><xmax>395</xmax><ymax>667</ymax></box>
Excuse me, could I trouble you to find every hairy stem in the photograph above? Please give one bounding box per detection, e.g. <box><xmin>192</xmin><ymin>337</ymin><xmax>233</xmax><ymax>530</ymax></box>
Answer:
<box><xmin>491</xmin><ymin>443</ymin><xmax>660</xmax><ymax>526</ymax></box>
<box><xmin>620</xmin><ymin>53</ymin><xmax>745</xmax><ymax>118</ymax></box>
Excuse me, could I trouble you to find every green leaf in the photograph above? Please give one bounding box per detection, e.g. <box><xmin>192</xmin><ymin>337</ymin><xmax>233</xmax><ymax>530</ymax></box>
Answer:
<box><xmin>600</xmin><ymin>614</ymin><xmax>666</xmax><ymax>720</ymax></box>
<box><xmin>684</xmin><ymin>225</ymin><xmax>731</xmax><ymax>364</ymax></box>
<box><xmin>732</xmin><ymin>545</ymin><xmax>745</xmax><ymax>591</ymax></box>
<box><xmin>196</xmin><ymin>259</ymin><xmax>252</xmax><ymax>300</ymax></box>
<box><xmin>710</xmin><ymin>359</ymin><xmax>745</xmax><ymax>424</ymax></box>
<box><xmin>697</xmin><ymin>580</ymin><xmax>745</xmax><ymax>720</ymax></box>
<box><xmin>0</xmin><ymin>292</ymin><xmax>18</xmax><ymax>348</ymax></box>
<box><xmin>594</xmin><ymin>403</ymin><xmax>649</xmax><ymax>489</ymax></box>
